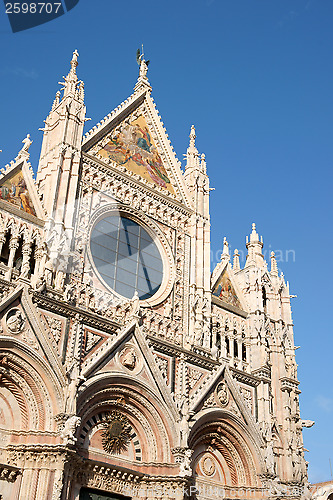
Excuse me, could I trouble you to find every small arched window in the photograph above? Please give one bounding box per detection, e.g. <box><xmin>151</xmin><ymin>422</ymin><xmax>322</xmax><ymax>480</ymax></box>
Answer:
<box><xmin>234</xmin><ymin>340</ymin><xmax>238</xmax><ymax>358</ymax></box>
<box><xmin>0</xmin><ymin>232</ymin><xmax>11</xmax><ymax>265</ymax></box>
<box><xmin>262</xmin><ymin>286</ymin><xmax>267</xmax><ymax>311</ymax></box>
<box><xmin>225</xmin><ymin>337</ymin><xmax>230</xmax><ymax>356</ymax></box>
<box><xmin>242</xmin><ymin>343</ymin><xmax>247</xmax><ymax>362</ymax></box>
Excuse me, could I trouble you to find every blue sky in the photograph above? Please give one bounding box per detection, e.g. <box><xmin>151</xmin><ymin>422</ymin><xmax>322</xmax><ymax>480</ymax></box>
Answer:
<box><xmin>0</xmin><ymin>0</ymin><xmax>332</xmax><ymax>484</ymax></box>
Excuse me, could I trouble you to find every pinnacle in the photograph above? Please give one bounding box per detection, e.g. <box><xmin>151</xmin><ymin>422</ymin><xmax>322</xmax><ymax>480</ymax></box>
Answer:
<box><xmin>248</xmin><ymin>222</ymin><xmax>261</xmax><ymax>244</ymax></box>
<box><xmin>221</xmin><ymin>237</ymin><xmax>230</xmax><ymax>260</ymax></box>
<box><xmin>233</xmin><ymin>249</ymin><xmax>241</xmax><ymax>271</ymax></box>
<box><xmin>57</xmin><ymin>49</ymin><xmax>82</xmax><ymax>100</ymax></box>
<box><xmin>270</xmin><ymin>251</ymin><xmax>278</xmax><ymax>277</ymax></box>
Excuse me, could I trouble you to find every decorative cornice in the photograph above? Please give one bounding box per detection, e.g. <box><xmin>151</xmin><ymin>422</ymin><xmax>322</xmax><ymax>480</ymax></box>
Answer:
<box><xmin>32</xmin><ymin>291</ymin><xmax>120</xmax><ymax>334</ymax></box>
<box><xmin>230</xmin><ymin>367</ymin><xmax>261</xmax><ymax>387</ymax></box>
<box><xmin>280</xmin><ymin>377</ymin><xmax>300</xmax><ymax>392</ymax></box>
<box><xmin>147</xmin><ymin>335</ymin><xmax>219</xmax><ymax>370</ymax></box>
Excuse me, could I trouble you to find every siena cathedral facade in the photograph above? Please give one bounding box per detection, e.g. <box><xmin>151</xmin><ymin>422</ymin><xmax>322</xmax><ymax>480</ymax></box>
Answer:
<box><xmin>0</xmin><ymin>51</ymin><xmax>313</xmax><ymax>500</ymax></box>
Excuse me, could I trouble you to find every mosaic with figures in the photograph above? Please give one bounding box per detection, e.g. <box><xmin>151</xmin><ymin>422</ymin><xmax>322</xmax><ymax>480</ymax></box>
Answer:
<box><xmin>0</xmin><ymin>168</ymin><xmax>36</xmax><ymax>216</ymax></box>
<box><xmin>213</xmin><ymin>269</ymin><xmax>241</xmax><ymax>308</ymax></box>
<box><xmin>97</xmin><ymin>115</ymin><xmax>175</xmax><ymax>194</ymax></box>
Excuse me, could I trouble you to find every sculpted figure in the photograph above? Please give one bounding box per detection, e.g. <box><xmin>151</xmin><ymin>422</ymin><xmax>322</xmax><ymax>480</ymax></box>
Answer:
<box><xmin>64</xmin><ymin>282</ymin><xmax>76</xmax><ymax>303</ymax></box>
<box><xmin>33</xmin><ymin>274</ymin><xmax>46</xmax><ymax>293</ymax></box>
<box><xmin>44</xmin><ymin>260</ymin><xmax>54</xmax><ymax>287</ymax></box>
<box><xmin>20</xmin><ymin>259</ymin><xmax>31</xmax><ymax>279</ymax></box>
<box><xmin>21</xmin><ymin>134</ymin><xmax>33</xmax><ymax>153</ymax></box>
<box><xmin>6</xmin><ymin>310</ymin><xmax>25</xmax><ymax>334</ymax></box>
<box><xmin>264</xmin><ymin>442</ymin><xmax>276</xmax><ymax>475</ymax></box>
<box><xmin>179</xmin><ymin>397</ymin><xmax>190</xmax><ymax>447</ymax></box>
<box><xmin>122</xmin><ymin>349</ymin><xmax>136</xmax><ymax>370</ymax></box>
<box><xmin>60</xmin><ymin>415</ymin><xmax>81</xmax><ymax>445</ymax></box>
<box><xmin>130</xmin><ymin>290</ymin><xmax>140</xmax><ymax>316</ymax></box>
<box><xmin>65</xmin><ymin>359</ymin><xmax>85</xmax><ymax>414</ymax></box>
<box><xmin>217</xmin><ymin>383</ymin><xmax>229</xmax><ymax>407</ymax></box>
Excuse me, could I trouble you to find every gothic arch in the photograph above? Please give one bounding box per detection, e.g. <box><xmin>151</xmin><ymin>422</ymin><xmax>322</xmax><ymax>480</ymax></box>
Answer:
<box><xmin>0</xmin><ymin>338</ymin><xmax>64</xmax><ymax>434</ymax></box>
<box><xmin>189</xmin><ymin>409</ymin><xmax>264</xmax><ymax>488</ymax></box>
<box><xmin>77</xmin><ymin>373</ymin><xmax>178</xmax><ymax>464</ymax></box>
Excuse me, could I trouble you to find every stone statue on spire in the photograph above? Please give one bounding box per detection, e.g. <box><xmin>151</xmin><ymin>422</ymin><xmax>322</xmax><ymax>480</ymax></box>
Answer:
<box><xmin>70</xmin><ymin>49</ymin><xmax>79</xmax><ymax>74</ymax></box>
<box><xmin>21</xmin><ymin>134</ymin><xmax>32</xmax><ymax>153</ymax></box>
<box><xmin>136</xmin><ymin>46</ymin><xmax>150</xmax><ymax>79</ymax></box>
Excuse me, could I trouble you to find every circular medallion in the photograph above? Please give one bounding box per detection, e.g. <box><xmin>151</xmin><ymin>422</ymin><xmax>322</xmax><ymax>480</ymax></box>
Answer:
<box><xmin>202</xmin><ymin>455</ymin><xmax>216</xmax><ymax>476</ymax></box>
<box><xmin>216</xmin><ymin>382</ymin><xmax>229</xmax><ymax>407</ymax></box>
<box><xmin>118</xmin><ymin>343</ymin><xmax>143</xmax><ymax>375</ymax></box>
<box><xmin>5</xmin><ymin>309</ymin><xmax>25</xmax><ymax>334</ymax></box>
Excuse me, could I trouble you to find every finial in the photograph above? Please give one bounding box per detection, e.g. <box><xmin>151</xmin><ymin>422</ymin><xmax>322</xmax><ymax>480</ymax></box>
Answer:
<box><xmin>249</xmin><ymin>222</ymin><xmax>260</xmax><ymax>243</ymax></box>
<box><xmin>185</xmin><ymin>124</ymin><xmax>200</xmax><ymax>170</ymax></box>
<box><xmin>245</xmin><ymin>222</ymin><xmax>264</xmax><ymax>266</ymax></box>
<box><xmin>220</xmin><ymin>237</ymin><xmax>230</xmax><ymax>261</ymax></box>
<box><xmin>233</xmin><ymin>249</ymin><xmax>241</xmax><ymax>272</ymax></box>
<box><xmin>270</xmin><ymin>251</ymin><xmax>278</xmax><ymax>277</ymax></box>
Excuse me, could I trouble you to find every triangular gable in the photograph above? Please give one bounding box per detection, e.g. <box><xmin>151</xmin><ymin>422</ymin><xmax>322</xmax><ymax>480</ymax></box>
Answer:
<box><xmin>189</xmin><ymin>366</ymin><xmax>263</xmax><ymax>444</ymax></box>
<box><xmin>212</xmin><ymin>264</ymin><xmax>246</xmax><ymax>311</ymax></box>
<box><xmin>81</xmin><ymin>320</ymin><xmax>178</xmax><ymax>421</ymax></box>
<box><xmin>82</xmin><ymin>88</ymin><xmax>192</xmax><ymax>207</ymax></box>
<box><xmin>0</xmin><ymin>159</ymin><xmax>44</xmax><ymax>220</ymax></box>
<box><xmin>0</xmin><ymin>285</ymin><xmax>66</xmax><ymax>386</ymax></box>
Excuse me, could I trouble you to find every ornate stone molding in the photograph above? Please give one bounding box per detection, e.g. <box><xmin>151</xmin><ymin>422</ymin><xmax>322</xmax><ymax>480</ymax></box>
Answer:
<box><xmin>280</xmin><ymin>377</ymin><xmax>300</xmax><ymax>393</ymax></box>
<box><xmin>32</xmin><ymin>291</ymin><xmax>120</xmax><ymax>334</ymax></box>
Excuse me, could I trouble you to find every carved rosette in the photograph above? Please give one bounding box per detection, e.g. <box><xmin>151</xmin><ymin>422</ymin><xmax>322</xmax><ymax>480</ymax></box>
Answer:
<box><xmin>101</xmin><ymin>411</ymin><xmax>132</xmax><ymax>454</ymax></box>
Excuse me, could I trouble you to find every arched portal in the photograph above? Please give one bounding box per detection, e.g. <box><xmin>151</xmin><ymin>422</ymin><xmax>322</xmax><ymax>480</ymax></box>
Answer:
<box><xmin>189</xmin><ymin>410</ymin><xmax>264</xmax><ymax>499</ymax></box>
<box><xmin>65</xmin><ymin>373</ymin><xmax>179</xmax><ymax>499</ymax></box>
<box><xmin>0</xmin><ymin>339</ymin><xmax>64</xmax><ymax>499</ymax></box>
<box><xmin>0</xmin><ymin>342</ymin><xmax>62</xmax><ymax>436</ymax></box>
